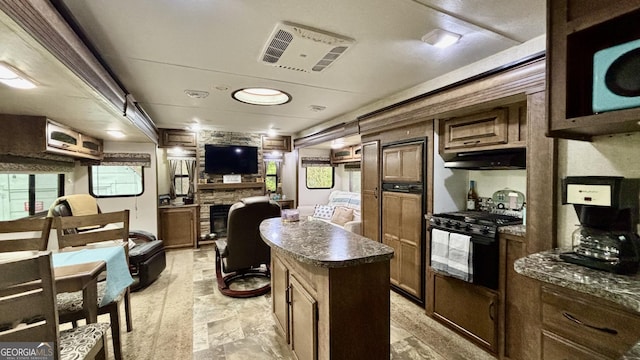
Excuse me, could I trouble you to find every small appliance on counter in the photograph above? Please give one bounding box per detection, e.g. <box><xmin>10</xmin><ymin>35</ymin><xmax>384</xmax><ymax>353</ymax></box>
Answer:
<box><xmin>560</xmin><ymin>176</ymin><xmax>640</xmax><ymax>274</ymax></box>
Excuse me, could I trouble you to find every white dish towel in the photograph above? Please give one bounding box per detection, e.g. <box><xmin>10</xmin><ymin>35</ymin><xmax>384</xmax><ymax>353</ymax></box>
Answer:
<box><xmin>430</xmin><ymin>228</ymin><xmax>450</xmax><ymax>273</ymax></box>
<box><xmin>447</xmin><ymin>232</ymin><xmax>473</xmax><ymax>283</ymax></box>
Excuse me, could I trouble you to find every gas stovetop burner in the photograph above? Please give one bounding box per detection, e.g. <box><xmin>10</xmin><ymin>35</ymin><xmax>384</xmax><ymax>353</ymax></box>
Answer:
<box><xmin>429</xmin><ymin>211</ymin><xmax>522</xmax><ymax>239</ymax></box>
<box><xmin>433</xmin><ymin>211</ymin><xmax>522</xmax><ymax>226</ymax></box>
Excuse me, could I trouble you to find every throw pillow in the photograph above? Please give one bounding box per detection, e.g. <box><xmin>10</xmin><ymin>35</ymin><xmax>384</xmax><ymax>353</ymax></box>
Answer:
<box><xmin>313</xmin><ymin>205</ymin><xmax>335</xmax><ymax>220</ymax></box>
<box><xmin>330</xmin><ymin>206</ymin><xmax>354</xmax><ymax>226</ymax></box>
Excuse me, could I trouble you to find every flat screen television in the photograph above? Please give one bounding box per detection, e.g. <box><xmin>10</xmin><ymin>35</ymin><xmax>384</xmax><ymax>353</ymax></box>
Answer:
<box><xmin>204</xmin><ymin>144</ymin><xmax>258</xmax><ymax>174</ymax></box>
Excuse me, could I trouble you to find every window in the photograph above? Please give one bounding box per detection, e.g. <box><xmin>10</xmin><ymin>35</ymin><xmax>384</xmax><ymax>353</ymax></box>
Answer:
<box><xmin>0</xmin><ymin>173</ymin><xmax>63</xmax><ymax>220</ymax></box>
<box><xmin>265</xmin><ymin>160</ymin><xmax>278</xmax><ymax>193</ymax></box>
<box><xmin>89</xmin><ymin>165</ymin><xmax>144</xmax><ymax>197</ymax></box>
<box><xmin>173</xmin><ymin>160</ymin><xmax>190</xmax><ymax>196</ymax></box>
<box><xmin>306</xmin><ymin>166</ymin><xmax>334</xmax><ymax>189</ymax></box>
<box><xmin>349</xmin><ymin>171</ymin><xmax>361</xmax><ymax>193</ymax></box>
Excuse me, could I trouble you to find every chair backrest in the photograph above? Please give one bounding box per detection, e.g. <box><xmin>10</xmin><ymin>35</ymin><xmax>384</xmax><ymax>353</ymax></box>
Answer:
<box><xmin>54</xmin><ymin>210</ymin><xmax>130</xmax><ymax>249</ymax></box>
<box><xmin>0</xmin><ymin>217</ymin><xmax>53</xmax><ymax>252</ymax></box>
<box><xmin>0</xmin><ymin>251</ymin><xmax>60</xmax><ymax>358</ymax></box>
<box><xmin>225</xmin><ymin>196</ymin><xmax>281</xmax><ymax>271</ymax></box>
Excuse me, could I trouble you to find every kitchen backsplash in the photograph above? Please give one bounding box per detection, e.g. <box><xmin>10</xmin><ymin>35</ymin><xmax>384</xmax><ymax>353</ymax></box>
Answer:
<box><xmin>468</xmin><ymin>169</ymin><xmax>527</xmax><ymax>201</ymax></box>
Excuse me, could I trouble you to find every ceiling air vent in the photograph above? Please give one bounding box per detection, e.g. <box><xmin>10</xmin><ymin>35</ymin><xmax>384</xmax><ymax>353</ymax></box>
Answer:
<box><xmin>260</xmin><ymin>22</ymin><xmax>354</xmax><ymax>73</ymax></box>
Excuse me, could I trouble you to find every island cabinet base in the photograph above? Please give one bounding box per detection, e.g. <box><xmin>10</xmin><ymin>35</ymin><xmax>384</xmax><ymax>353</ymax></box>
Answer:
<box><xmin>271</xmin><ymin>251</ymin><xmax>391</xmax><ymax>360</ymax></box>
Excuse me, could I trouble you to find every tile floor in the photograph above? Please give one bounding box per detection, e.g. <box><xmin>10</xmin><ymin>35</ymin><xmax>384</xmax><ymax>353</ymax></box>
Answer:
<box><xmin>192</xmin><ymin>245</ymin><xmax>495</xmax><ymax>359</ymax></box>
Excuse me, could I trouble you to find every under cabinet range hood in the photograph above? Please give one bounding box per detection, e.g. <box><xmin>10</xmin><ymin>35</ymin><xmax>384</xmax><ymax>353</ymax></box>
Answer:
<box><xmin>444</xmin><ymin>149</ymin><xmax>526</xmax><ymax>170</ymax></box>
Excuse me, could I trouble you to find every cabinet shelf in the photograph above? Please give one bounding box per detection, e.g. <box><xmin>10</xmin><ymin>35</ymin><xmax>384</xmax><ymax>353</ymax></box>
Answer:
<box><xmin>197</xmin><ymin>182</ymin><xmax>265</xmax><ymax>191</ymax></box>
<box><xmin>547</xmin><ymin>1</ymin><xmax>640</xmax><ymax>139</ymax></box>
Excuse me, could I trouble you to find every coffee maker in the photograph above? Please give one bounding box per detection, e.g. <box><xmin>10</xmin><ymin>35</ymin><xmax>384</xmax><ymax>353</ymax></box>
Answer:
<box><xmin>560</xmin><ymin>176</ymin><xmax>640</xmax><ymax>274</ymax></box>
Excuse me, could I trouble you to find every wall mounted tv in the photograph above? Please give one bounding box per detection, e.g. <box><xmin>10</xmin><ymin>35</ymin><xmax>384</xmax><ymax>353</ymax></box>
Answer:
<box><xmin>204</xmin><ymin>144</ymin><xmax>258</xmax><ymax>174</ymax></box>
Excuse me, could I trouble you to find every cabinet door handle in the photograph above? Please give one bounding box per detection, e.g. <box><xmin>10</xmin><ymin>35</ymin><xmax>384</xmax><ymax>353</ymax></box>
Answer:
<box><xmin>463</xmin><ymin>140</ymin><xmax>481</xmax><ymax>145</ymax></box>
<box><xmin>489</xmin><ymin>301</ymin><xmax>496</xmax><ymax>321</ymax></box>
<box><xmin>562</xmin><ymin>312</ymin><xmax>618</xmax><ymax>335</ymax></box>
<box><xmin>374</xmin><ymin>187</ymin><xmax>378</xmax><ymax>199</ymax></box>
<box><xmin>286</xmin><ymin>285</ymin><xmax>292</xmax><ymax>305</ymax></box>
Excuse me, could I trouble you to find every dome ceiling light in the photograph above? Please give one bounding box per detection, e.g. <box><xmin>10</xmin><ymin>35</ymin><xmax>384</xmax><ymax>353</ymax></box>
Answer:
<box><xmin>184</xmin><ymin>89</ymin><xmax>209</xmax><ymax>99</ymax></box>
<box><xmin>421</xmin><ymin>28</ymin><xmax>462</xmax><ymax>48</ymax></box>
<box><xmin>232</xmin><ymin>88</ymin><xmax>291</xmax><ymax>106</ymax></box>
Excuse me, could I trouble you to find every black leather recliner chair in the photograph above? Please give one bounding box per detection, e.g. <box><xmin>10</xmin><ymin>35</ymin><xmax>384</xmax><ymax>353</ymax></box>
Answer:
<box><xmin>49</xmin><ymin>196</ymin><xmax>166</xmax><ymax>291</ymax></box>
<box><xmin>214</xmin><ymin>196</ymin><xmax>281</xmax><ymax>298</ymax></box>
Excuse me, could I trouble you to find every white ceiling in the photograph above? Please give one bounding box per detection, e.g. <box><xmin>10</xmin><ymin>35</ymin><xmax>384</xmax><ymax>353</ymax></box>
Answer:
<box><xmin>1</xmin><ymin>0</ymin><xmax>546</xmax><ymax>143</ymax></box>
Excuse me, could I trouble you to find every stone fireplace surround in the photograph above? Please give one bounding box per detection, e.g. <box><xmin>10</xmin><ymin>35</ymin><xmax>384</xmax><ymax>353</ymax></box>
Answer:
<box><xmin>195</xmin><ymin>130</ymin><xmax>266</xmax><ymax>236</ymax></box>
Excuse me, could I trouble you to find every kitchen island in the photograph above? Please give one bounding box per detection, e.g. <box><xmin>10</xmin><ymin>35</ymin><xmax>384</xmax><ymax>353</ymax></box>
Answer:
<box><xmin>515</xmin><ymin>249</ymin><xmax>640</xmax><ymax>359</ymax></box>
<box><xmin>259</xmin><ymin>218</ymin><xmax>394</xmax><ymax>360</ymax></box>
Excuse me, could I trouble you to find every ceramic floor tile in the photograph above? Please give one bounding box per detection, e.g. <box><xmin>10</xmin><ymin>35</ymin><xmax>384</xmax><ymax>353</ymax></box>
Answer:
<box><xmin>193</xmin><ymin>244</ymin><xmax>495</xmax><ymax>360</ymax></box>
<box><xmin>208</xmin><ymin>316</ymin><xmax>245</xmax><ymax>347</ymax></box>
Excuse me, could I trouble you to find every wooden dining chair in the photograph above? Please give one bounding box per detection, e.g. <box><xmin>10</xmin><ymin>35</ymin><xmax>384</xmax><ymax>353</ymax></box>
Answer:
<box><xmin>53</xmin><ymin>210</ymin><xmax>132</xmax><ymax>360</ymax></box>
<box><xmin>0</xmin><ymin>217</ymin><xmax>53</xmax><ymax>252</ymax></box>
<box><xmin>0</xmin><ymin>251</ymin><xmax>110</xmax><ymax>360</ymax></box>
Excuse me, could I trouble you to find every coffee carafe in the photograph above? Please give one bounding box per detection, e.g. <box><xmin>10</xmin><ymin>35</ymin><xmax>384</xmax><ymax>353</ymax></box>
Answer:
<box><xmin>560</xmin><ymin>176</ymin><xmax>640</xmax><ymax>274</ymax></box>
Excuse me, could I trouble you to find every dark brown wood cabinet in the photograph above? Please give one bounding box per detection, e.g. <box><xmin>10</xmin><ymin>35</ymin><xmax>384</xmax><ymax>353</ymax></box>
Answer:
<box><xmin>547</xmin><ymin>0</ymin><xmax>640</xmax><ymax>139</ymax></box>
<box><xmin>432</xmin><ymin>272</ymin><xmax>499</xmax><ymax>353</ymax></box>
<box><xmin>0</xmin><ymin>115</ymin><xmax>103</xmax><ymax>160</ymax></box>
<box><xmin>361</xmin><ymin>141</ymin><xmax>380</xmax><ymax>242</ymax></box>
<box><xmin>440</xmin><ymin>102</ymin><xmax>527</xmax><ymax>153</ymax></box>
<box><xmin>261</xmin><ymin>135</ymin><xmax>292</xmax><ymax>152</ymax></box>
<box><xmin>158</xmin><ymin>204</ymin><xmax>200</xmax><ymax>248</ymax></box>
<box><xmin>159</xmin><ymin>129</ymin><xmax>197</xmax><ymax>148</ymax></box>
<box><xmin>540</xmin><ymin>285</ymin><xmax>640</xmax><ymax>359</ymax></box>
<box><xmin>382</xmin><ymin>191</ymin><xmax>422</xmax><ymax>299</ymax></box>
<box><xmin>271</xmin><ymin>249</ymin><xmax>390</xmax><ymax>360</ymax></box>
<box><xmin>272</xmin><ymin>253</ymin><xmax>318</xmax><ymax>360</ymax></box>
<box><xmin>381</xmin><ymin>143</ymin><xmax>422</xmax><ymax>183</ymax></box>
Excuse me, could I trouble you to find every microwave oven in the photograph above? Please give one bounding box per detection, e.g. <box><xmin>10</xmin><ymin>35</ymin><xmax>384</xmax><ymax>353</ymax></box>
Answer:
<box><xmin>592</xmin><ymin>38</ymin><xmax>640</xmax><ymax>113</ymax></box>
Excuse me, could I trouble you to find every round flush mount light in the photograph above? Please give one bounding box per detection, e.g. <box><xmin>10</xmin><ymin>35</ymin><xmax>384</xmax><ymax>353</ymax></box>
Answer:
<box><xmin>232</xmin><ymin>87</ymin><xmax>291</xmax><ymax>106</ymax></box>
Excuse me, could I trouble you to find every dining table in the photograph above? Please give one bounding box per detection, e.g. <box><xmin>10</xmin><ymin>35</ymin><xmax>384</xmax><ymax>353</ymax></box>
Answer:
<box><xmin>0</xmin><ymin>240</ymin><xmax>133</xmax><ymax>324</ymax></box>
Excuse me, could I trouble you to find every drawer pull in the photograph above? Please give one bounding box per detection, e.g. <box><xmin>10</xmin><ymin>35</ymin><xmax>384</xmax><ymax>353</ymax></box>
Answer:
<box><xmin>562</xmin><ymin>312</ymin><xmax>618</xmax><ymax>335</ymax></box>
<box><xmin>463</xmin><ymin>140</ymin><xmax>481</xmax><ymax>145</ymax></box>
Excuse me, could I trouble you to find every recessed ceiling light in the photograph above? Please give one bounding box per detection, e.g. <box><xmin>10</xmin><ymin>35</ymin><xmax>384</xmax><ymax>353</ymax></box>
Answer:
<box><xmin>0</xmin><ymin>61</ymin><xmax>37</xmax><ymax>89</ymax></box>
<box><xmin>232</xmin><ymin>88</ymin><xmax>291</xmax><ymax>106</ymax></box>
<box><xmin>107</xmin><ymin>130</ymin><xmax>125</xmax><ymax>138</ymax></box>
<box><xmin>184</xmin><ymin>89</ymin><xmax>209</xmax><ymax>99</ymax></box>
<box><xmin>309</xmin><ymin>105</ymin><xmax>326</xmax><ymax>112</ymax></box>
<box><xmin>267</xmin><ymin>128</ymin><xmax>277</xmax><ymax>137</ymax></box>
<box><xmin>421</xmin><ymin>29</ymin><xmax>462</xmax><ymax>48</ymax></box>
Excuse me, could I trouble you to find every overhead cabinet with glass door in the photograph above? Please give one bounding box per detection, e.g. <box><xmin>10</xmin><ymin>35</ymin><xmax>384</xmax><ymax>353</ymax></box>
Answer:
<box><xmin>330</xmin><ymin>144</ymin><xmax>361</xmax><ymax>164</ymax></box>
<box><xmin>0</xmin><ymin>114</ymin><xmax>103</xmax><ymax>160</ymax></box>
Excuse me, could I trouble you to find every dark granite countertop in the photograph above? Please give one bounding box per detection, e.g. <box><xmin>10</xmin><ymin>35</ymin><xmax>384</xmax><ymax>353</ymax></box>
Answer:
<box><xmin>514</xmin><ymin>249</ymin><xmax>640</xmax><ymax>312</ymax></box>
<box><xmin>515</xmin><ymin>249</ymin><xmax>640</xmax><ymax>359</ymax></box>
<box><xmin>498</xmin><ymin>224</ymin><xmax>526</xmax><ymax>237</ymax></box>
<box><xmin>259</xmin><ymin>218</ymin><xmax>394</xmax><ymax>268</ymax></box>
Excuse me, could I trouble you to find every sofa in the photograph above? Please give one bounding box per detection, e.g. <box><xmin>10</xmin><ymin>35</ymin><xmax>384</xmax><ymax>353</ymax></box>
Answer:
<box><xmin>298</xmin><ymin>191</ymin><xmax>361</xmax><ymax>234</ymax></box>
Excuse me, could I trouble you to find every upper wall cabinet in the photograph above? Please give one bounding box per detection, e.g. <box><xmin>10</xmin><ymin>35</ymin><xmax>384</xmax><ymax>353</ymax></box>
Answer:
<box><xmin>0</xmin><ymin>115</ymin><xmax>103</xmax><ymax>160</ymax></box>
<box><xmin>330</xmin><ymin>145</ymin><xmax>361</xmax><ymax>164</ymax></box>
<box><xmin>262</xmin><ymin>135</ymin><xmax>292</xmax><ymax>152</ymax></box>
<box><xmin>440</xmin><ymin>102</ymin><xmax>527</xmax><ymax>154</ymax></box>
<box><xmin>159</xmin><ymin>129</ymin><xmax>197</xmax><ymax>148</ymax></box>
<box><xmin>547</xmin><ymin>0</ymin><xmax>640</xmax><ymax>140</ymax></box>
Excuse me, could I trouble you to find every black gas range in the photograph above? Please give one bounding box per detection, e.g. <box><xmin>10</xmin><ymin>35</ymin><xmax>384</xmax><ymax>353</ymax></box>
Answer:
<box><xmin>429</xmin><ymin>210</ymin><xmax>522</xmax><ymax>241</ymax></box>
<box><xmin>429</xmin><ymin>211</ymin><xmax>522</xmax><ymax>290</ymax></box>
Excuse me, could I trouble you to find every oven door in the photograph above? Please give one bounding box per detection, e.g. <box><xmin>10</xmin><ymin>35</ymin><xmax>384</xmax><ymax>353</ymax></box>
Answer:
<box><xmin>429</xmin><ymin>226</ymin><xmax>499</xmax><ymax>290</ymax></box>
